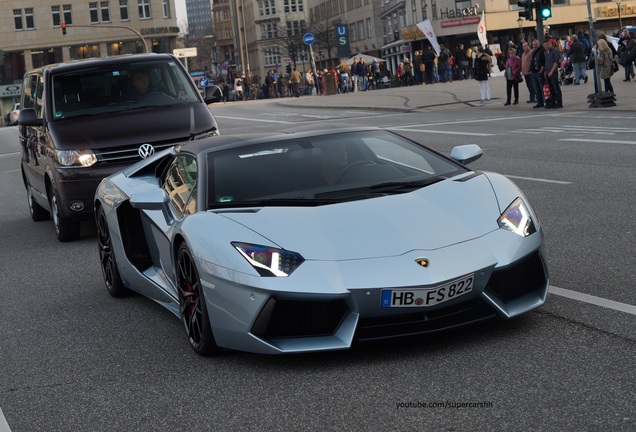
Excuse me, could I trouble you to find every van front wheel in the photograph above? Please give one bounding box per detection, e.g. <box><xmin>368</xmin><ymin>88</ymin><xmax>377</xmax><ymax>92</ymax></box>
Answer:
<box><xmin>50</xmin><ymin>183</ymin><xmax>80</xmax><ymax>242</ymax></box>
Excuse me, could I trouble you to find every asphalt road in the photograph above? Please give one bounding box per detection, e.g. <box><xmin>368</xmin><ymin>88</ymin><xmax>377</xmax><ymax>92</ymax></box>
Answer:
<box><xmin>0</xmin><ymin>99</ymin><xmax>634</xmax><ymax>431</ymax></box>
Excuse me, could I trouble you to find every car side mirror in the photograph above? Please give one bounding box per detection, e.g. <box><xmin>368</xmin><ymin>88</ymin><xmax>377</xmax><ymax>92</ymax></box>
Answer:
<box><xmin>18</xmin><ymin>108</ymin><xmax>41</xmax><ymax>126</ymax></box>
<box><xmin>130</xmin><ymin>189</ymin><xmax>173</xmax><ymax>224</ymax></box>
<box><xmin>450</xmin><ymin>144</ymin><xmax>483</xmax><ymax>165</ymax></box>
<box><xmin>203</xmin><ymin>86</ymin><xmax>223</xmax><ymax>104</ymax></box>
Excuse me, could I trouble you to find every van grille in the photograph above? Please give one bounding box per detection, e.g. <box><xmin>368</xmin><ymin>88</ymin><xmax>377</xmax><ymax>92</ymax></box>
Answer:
<box><xmin>95</xmin><ymin>141</ymin><xmax>182</xmax><ymax>165</ymax></box>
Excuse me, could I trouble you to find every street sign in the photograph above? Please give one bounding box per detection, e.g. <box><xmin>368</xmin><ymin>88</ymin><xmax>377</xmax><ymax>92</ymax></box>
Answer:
<box><xmin>303</xmin><ymin>33</ymin><xmax>315</xmax><ymax>45</ymax></box>
<box><xmin>173</xmin><ymin>47</ymin><xmax>198</xmax><ymax>58</ymax></box>
<box><xmin>198</xmin><ymin>77</ymin><xmax>209</xmax><ymax>88</ymax></box>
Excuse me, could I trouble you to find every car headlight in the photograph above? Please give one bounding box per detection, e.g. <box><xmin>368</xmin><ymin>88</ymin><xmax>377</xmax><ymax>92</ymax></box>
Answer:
<box><xmin>192</xmin><ymin>128</ymin><xmax>220</xmax><ymax>140</ymax></box>
<box><xmin>56</xmin><ymin>149</ymin><xmax>97</xmax><ymax>167</ymax></box>
<box><xmin>498</xmin><ymin>197</ymin><xmax>537</xmax><ymax>237</ymax></box>
<box><xmin>232</xmin><ymin>242</ymin><xmax>304</xmax><ymax>277</ymax></box>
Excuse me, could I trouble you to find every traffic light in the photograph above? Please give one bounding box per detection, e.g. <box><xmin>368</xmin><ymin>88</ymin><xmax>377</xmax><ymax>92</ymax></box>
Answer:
<box><xmin>286</xmin><ymin>64</ymin><xmax>291</xmax><ymax>75</ymax></box>
<box><xmin>517</xmin><ymin>0</ymin><xmax>534</xmax><ymax>21</ymax></box>
<box><xmin>61</xmin><ymin>22</ymin><xmax>67</xmax><ymax>35</ymax></box>
<box><xmin>539</xmin><ymin>0</ymin><xmax>552</xmax><ymax>19</ymax></box>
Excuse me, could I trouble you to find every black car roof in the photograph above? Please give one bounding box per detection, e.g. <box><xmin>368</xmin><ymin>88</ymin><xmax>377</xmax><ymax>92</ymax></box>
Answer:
<box><xmin>25</xmin><ymin>53</ymin><xmax>176</xmax><ymax>76</ymax></box>
<box><xmin>179</xmin><ymin>127</ymin><xmax>383</xmax><ymax>157</ymax></box>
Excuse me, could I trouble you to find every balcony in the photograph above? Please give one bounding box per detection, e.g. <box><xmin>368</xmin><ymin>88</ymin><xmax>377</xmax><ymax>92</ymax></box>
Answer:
<box><xmin>380</xmin><ymin>0</ymin><xmax>406</xmax><ymax>16</ymax></box>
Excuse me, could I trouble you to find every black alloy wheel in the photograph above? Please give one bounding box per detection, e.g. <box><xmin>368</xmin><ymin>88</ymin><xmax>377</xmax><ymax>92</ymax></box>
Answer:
<box><xmin>177</xmin><ymin>243</ymin><xmax>220</xmax><ymax>356</ymax></box>
<box><xmin>96</xmin><ymin>206</ymin><xmax>129</xmax><ymax>297</ymax></box>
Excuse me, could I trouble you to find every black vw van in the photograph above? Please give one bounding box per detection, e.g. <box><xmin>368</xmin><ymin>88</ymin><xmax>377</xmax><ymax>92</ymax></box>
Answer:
<box><xmin>19</xmin><ymin>54</ymin><xmax>221</xmax><ymax>241</ymax></box>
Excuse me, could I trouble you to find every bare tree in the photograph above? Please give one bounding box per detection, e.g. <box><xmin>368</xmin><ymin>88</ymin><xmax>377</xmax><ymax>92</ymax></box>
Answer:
<box><xmin>308</xmin><ymin>18</ymin><xmax>339</xmax><ymax>68</ymax></box>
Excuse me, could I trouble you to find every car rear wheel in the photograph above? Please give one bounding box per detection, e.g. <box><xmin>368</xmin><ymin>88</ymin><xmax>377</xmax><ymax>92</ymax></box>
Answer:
<box><xmin>50</xmin><ymin>182</ymin><xmax>80</xmax><ymax>242</ymax></box>
<box><xmin>27</xmin><ymin>186</ymin><xmax>50</xmax><ymax>221</ymax></box>
<box><xmin>97</xmin><ymin>206</ymin><xmax>129</xmax><ymax>297</ymax></box>
<box><xmin>177</xmin><ymin>243</ymin><xmax>221</xmax><ymax>356</ymax></box>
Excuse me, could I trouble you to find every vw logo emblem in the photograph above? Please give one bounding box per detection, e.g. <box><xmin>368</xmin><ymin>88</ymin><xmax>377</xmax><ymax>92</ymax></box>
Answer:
<box><xmin>138</xmin><ymin>143</ymin><xmax>155</xmax><ymax>159</ymax></box>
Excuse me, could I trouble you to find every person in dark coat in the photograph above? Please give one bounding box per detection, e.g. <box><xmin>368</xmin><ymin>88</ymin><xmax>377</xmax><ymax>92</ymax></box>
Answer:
<box><xmin>421</xmin><ymin>46</ymin><xmax>436</xmax><ymax>84</ymax></box>
<box><xmin>569</xmin><ymin>35</ymin><xmax>588</xmax><ymax>85</ymax></box>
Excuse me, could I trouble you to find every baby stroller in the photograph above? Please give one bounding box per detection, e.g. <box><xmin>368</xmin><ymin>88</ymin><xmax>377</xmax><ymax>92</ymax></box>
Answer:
<box><xmin>559</xmin><ymin>58</ymin><xmax>574</xmax><ymax>86</ymax></box>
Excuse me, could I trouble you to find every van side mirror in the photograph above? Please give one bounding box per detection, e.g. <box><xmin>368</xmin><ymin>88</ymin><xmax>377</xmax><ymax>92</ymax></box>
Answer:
<box><xmin>18</xmin><ymin>108</ymin><xmax>41</xmax><ymax>126</ymax></box>
<box><xmin>203</xmin><ymin>86</ymin><xmax>223</xmax><ymax>104</ymax></box>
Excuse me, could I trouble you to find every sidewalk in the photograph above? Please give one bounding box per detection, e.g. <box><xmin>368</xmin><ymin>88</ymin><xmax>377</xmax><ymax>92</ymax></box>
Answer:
<box><xmin>274</xmin><ymin>75</ymin><xmax>635</xmax><ymax>113</ymax></box>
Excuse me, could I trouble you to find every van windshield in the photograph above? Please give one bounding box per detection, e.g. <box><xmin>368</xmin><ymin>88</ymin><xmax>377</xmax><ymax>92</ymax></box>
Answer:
<box><xmin>51</xmin><ymin>60</ymin><xmax>200</xmax><ymax>120</ymax></box>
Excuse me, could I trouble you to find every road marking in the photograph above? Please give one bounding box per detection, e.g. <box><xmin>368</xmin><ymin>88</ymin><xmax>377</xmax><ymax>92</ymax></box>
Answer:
<box><xmin>0</xmin><ymin>408</ymin><xmax>11</xmax><ymax>432</ymax></box>
<box><xmin>215</xmin><ymin>115</ymin><xmax>294</xmax><ymax>124</ymax></box>
<box><xmin>388</xmin><ymin>127</ymin><xmax>493</xmax><ymax>136</ymax></box>
<box><xmin>396</xmin><ymin>112</ymin><xmax>586</xmax><ymax>128</ymax></box>
<box><xmin>0</xmin><ymin>152</ymin><xmax>20</xmax><ymax>158</ymax></box>
<box><xmin>550</xmin><ymin>285</ymin><xmax>636</xmax><ymax>316</ymax></box>
<box><xmin>559</xmin><ymin>138</ymin><xmax>636</xmax><ymax>145</ymax></box>
<box><xmin>505</xmin><ymin>175</ymin><xmax>572</xmax><ymax>185</ymax></box>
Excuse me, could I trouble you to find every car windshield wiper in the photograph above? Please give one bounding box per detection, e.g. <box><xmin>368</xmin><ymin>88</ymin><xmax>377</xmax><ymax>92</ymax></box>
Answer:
<box><xmin>315</xmin><ymin>176</ymin><xmax>446</xmax><ymax>199</ymax></box>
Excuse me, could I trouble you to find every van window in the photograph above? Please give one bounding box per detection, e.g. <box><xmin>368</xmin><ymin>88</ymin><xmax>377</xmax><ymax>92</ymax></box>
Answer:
<box><xmin>51</xmin><ymin>60</ymin><xmax>201</xmax><ymax>120</ymax></box>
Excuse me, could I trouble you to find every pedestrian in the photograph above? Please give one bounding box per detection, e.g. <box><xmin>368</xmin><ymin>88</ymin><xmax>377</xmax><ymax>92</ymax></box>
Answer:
<box><xmin>305</xmin><ymin>69</ymin><xmax>314</xmax><ymax>95</ymax></box>
<box><xmin>520</xmin><ymin>42</ymin><xmax>536</xmax><ymax>103</ymax></box>
<box><xmin>543</xmin><ymin>38</ymin><xmax>563</xmax><ymax>108</ymax></box>
<box><xmin>504</xmin><ymin>47</ymin><xmax>522</xmax><ymax>105</ymax></box>
<box><xmin>413</xmin><ymin>50</ymin><xmax>423</xmax><ymax>84</ymax></box>
<box><xmin>340</xmin><ymin>60</ymin><xmax>350</xmax><ymax>93</ymax></box>
<box><xmin>596</xmin><ymin>39</ymin><xmax>615</xmax><ymax>94</ymax></box>
<box><xmin>474</xmin><ymin>46</ymin><xmax>491</xmax><ymax>104</ymax></box>
<box><xmin>455</xmin><ymin>44</ymin><xmax>469</xmax><ymax>80</ymax></box>
<box><xmin>530</xmin><ymin>39</ymin><xmax>546</xmax><ymax>108</ymax></box>
<box><xmin>569</xmin><ymin>35</ymin><xmax>588</xmax><ymax>85</ymax></box>
<box><xmin>422</xmin><ymin>46</ymin><xmax>436</xmax><ymax>84</ymax></box>
<box><xmin>438</xmin><ymin>44</ymin><xmax>453</xmax><ymax>82</ymax></box>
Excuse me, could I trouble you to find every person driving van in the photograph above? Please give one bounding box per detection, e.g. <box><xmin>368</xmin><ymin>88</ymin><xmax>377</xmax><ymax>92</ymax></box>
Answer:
<box><xmin>131</xmin><ymin>68</ymin><xmax>151</xmax><ymax>97</ymax></box>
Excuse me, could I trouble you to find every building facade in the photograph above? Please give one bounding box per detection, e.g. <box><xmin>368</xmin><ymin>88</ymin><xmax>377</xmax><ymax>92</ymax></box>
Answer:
<box><xmin>1</xmin><ymin>0</ymin><xmax>180</xmax><ymax>122</ymax></box>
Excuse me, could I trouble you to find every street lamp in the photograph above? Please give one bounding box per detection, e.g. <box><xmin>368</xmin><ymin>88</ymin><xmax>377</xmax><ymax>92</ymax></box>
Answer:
<box><xmin>517</xmin><ymin>17</ymin><xmax>524</xmax><ymax>41</ymax></box>
<box><xmin>617</xmin><ymin>2</ymin><xmax>623</xmax><ymax>30</ymax></box>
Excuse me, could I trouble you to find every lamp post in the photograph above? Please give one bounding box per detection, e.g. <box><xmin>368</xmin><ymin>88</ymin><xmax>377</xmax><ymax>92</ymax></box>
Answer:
<box><xmin>617</xmin><ymin>2</ymin><xmax>623</xmax><ymax>29</ymax></box>
<box><xmin>517</xmin><ymin>17</ymin><xmax>524</xmax><ymax>41</ymax></box>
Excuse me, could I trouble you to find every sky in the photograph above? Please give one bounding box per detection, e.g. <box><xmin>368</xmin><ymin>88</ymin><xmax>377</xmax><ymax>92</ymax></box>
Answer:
<box><xmin>174</xmin><ymin>0</ymin><xmax>187</xmax><ymax>29</ymax></box>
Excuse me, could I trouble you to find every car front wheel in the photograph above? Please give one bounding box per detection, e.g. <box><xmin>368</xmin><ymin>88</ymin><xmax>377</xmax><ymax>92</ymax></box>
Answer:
<box><xmin>49</xmin><ymin>182</ymin><xmax>80</xmax><ymax>242</ymax></box>
<box><xmin>177</xmin><ymin>243</ymin><xmax>221</xmax><ymax>356</ymax></box>
<box><xmin>97</xmin><ymin>206</ymin><xmax>129</xmax><ymax>297</ymax></box>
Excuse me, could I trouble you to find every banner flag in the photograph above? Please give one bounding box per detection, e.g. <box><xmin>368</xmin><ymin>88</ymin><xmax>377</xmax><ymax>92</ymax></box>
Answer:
<box><xmin>477</xmin><ymin>11</ymin><xmax>488</xmax><ymax>49</ymax></box>
<box><xmin>416</xmin><ymin>20</ymin><xmax>440</xmax><ymax>55</ymax></box>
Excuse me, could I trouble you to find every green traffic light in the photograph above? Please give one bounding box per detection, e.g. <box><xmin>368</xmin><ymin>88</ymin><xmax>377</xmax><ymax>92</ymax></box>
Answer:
<box><xmin>541</xmin><ymin>8</ymin><xmax>551</xmax><ymax>18</ymax></box>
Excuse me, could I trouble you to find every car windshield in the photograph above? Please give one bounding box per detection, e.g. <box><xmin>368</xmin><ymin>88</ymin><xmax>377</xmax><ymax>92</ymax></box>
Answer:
<box><xmin>206</xmin><ymin>130</ymin><xmax>468</xmax><ymax>209</ymax></box>
<box><xmin>51</xmin><ymin>59</ymin><xmax>200</xmax><ymax>120</ymax></box>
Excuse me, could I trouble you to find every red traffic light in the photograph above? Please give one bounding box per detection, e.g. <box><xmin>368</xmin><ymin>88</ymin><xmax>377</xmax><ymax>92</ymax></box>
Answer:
<box><xmin>61</xmin><ymin>22</ymin><xmax>67</xmax><ymax>35</ymax></box>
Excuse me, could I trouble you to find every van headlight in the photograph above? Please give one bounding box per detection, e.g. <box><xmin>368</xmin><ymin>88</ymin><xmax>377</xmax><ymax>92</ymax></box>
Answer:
<box><xmin>56</xmin><ymin>150</ymin><xmax>97</xmax><ymax>167</ymax></box>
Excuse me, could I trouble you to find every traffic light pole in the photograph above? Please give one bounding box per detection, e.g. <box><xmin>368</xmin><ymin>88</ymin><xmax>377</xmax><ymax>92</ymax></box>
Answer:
<box><xmin>62</xmin><ymin>23</ymin><xmax>149</xmax><ymax>53</ymax></box>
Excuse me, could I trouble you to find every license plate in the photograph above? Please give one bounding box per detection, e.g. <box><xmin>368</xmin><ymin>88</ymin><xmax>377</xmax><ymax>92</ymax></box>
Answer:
<box><xmin>381</xmin><ymin>274</ymin><xmax>474</xmax><ymax>308</ymax></box>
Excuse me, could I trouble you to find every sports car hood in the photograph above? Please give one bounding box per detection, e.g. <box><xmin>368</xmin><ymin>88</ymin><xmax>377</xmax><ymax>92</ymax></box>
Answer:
<box><xmin>219</xmin><ymin>175</ymin><xmax>503</xmax><ymax>260</ymax></box>
<box><xmin>49</xmin><ymin>103</ymin><xmax>216</xmax><ymax>150</ymax></box>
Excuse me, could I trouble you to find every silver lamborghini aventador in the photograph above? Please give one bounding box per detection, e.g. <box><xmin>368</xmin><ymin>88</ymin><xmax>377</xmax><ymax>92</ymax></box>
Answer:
<box><xmin>94</xmin><ymin>127</ymin><xmax>548</xmax><ymax>355</ymax></box>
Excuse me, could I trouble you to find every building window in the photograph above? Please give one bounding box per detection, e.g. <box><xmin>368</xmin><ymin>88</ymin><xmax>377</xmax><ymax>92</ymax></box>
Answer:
<box><xmin>14</xmin><ymin>9</ymin><xmax>23</xmax><ymax>31</ymax></box>
<box><xmin>261</xmin><ymin>23</ymin><xmax>277</xmax><ymax>39</ymax></box>
<box><xmin>366</xmin><ymin>18</ymin><xmax>373</xmax><ymax>39</ymax></box>
<box><xmin>25</xmin><ymin>8</ymin><xmax>35</xmax><ymax>29</ymax></box>
<box><xmin>89</xmin><ymin>3</ymin><xmax>99</xmax><ymax>23</ymax></box>
<box><xmin>264</xmin><ymin>48</ymin><xmax>281</xmax><ymax>67</ymax></box>
<box><xmin>120</xmin><ymin>0</ymin><xmax>129</xmax><ymax>20</ymax></box>
<box><xmin>260</xmin><ymin>0</ymin><xmax>276</xmax><ymax>16</ymax></box>
<box><xmin>357</xmin><ymin>20</ymin><xmax>364</xmax><ymax>41</ymax></box>
<box><xmin>285</xmin><ymin>0</ymin><xmax>303</xmax><ymax>13</ymax></box>
<box><xmin>138</xmin><ymin>0</ymin><xmax>151</xmax><ymax>19</ymax></box>
<box><xmin>162</xmin><ymin>0</ymin><xmax>170</xmax><ymax>18</ymax></box>
<box><xmin>100</xmin><ymin>1</ymin><xmax>111</xmax><ymax>22</ymax></box>
<box><xmin>52</xmin><ymin>6</ymin><xmax>62</xmax><ymax>27</ymax></box>
<box><xmin>63</xmin><ymin>4</ymin><xmax>73</xmax><ymax>25</ymax></box>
